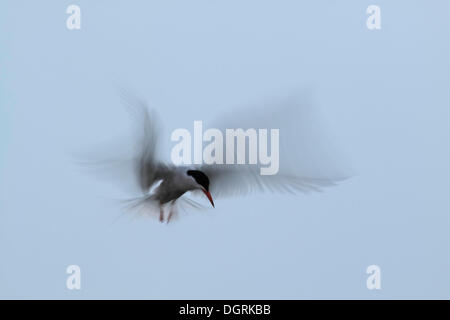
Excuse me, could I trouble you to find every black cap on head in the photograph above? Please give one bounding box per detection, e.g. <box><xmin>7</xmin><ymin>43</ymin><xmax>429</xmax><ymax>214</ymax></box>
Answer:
<box><xmin>187</xmin><ymin>170</ymin><xmax>210</xmax><ymax>191</ymax></box>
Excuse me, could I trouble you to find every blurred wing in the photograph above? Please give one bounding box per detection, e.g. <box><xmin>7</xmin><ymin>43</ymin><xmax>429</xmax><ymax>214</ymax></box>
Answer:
<box><xmin>202</xmin><ymin>164</ymin><xmax>340</xmax><ymax>198</ymax></box>
<box><xmin>200</xmin><ymin>94</ymin><xmax>352</xmax><ymax>198</ymax></box>
<box><xmin>117</xmin><ymin>89</ymin><xmax>168</xmax><ymax>193</ymax></box>
<box><xmin>116</xmin><ymin>88</ymin><xmax>174</xmax><ymax>194</ymax></box>
<box><xmin>78</xmin><ymin>89</ymin><xmax>170</xmax><ymax>195</ymax></box>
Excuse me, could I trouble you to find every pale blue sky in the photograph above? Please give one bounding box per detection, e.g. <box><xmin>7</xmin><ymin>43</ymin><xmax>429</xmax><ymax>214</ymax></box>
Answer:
<box><xmin>0</xmin><ymin>1</ymin><xmax>449</xmax><ymax>299</ymax></box>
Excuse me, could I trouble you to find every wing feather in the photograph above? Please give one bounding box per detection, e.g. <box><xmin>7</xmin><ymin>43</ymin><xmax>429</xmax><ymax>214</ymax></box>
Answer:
<box><xmin>199</xmin><ymin>94</ymin><xmax>351</xmax><ymax>198</ymax></box>
<box><xmin>79</xmin><ymin>88</ymin><xmax>168</xmax><ymax>195</ymax></box>
<box><xmin>116</xmin><ymin>88</ymin><xmax>170</xmax><ymax>194</ymax></box>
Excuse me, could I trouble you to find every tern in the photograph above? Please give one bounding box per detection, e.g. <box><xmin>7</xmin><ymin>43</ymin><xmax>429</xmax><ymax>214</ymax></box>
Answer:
<box><xmin>83</xmin><ymin>90</ymin><xmax>350</xmax><ymax>223</ymax></box>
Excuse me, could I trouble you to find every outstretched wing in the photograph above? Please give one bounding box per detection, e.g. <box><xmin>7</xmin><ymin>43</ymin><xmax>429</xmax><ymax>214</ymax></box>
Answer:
<box><xmin>78</xmin><ymin>89</ymin><xmax>170</xmax><ymax>196</ymax></box>
<box><xmin>201</xmin><ymin>164</ymin><xmax>341</xmax><ymax>199</ymax></box>
<box><xmin>200</xmin><ymin>94</ymin><xmax>352</xmax><ymax>198</ymax></box>
<box><xmin>117</xmin><ymin>89</ymin><xmax>170</xmax><ymax>194</ymax></box>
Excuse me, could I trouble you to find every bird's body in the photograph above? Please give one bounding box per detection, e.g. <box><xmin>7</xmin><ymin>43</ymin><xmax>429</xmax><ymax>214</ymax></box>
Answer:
<box><xmin>152</xmin><ymin>166</ymin><xmax>192</xmax><ymax>204</ymax></box>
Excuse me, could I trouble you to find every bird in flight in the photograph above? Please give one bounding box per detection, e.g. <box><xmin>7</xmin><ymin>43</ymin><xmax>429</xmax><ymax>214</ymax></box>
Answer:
<box><xmin>83</xmin><ymin>90</ymin><xmax>350</xmax><ymax>223</ymax></box>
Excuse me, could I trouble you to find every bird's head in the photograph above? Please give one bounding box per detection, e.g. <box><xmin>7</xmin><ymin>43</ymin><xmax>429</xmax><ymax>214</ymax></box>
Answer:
<box><xmin>186</xmin><ymin>170</ymin><xmax>214</xmax><ymax>208</ymax></box>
